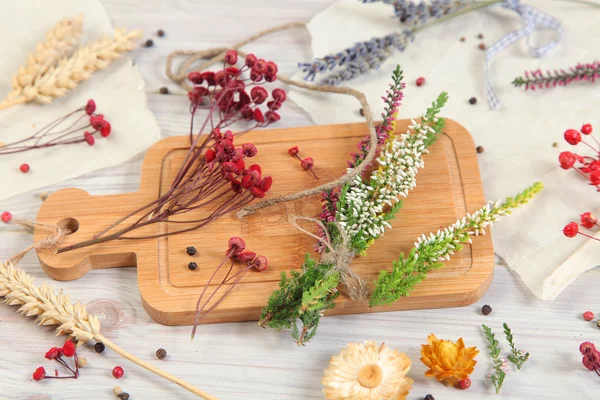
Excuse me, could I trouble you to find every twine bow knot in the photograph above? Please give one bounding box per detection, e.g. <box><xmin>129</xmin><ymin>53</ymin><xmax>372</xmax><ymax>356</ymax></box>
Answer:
<box><xmin>485</xmin><ymin>0</ymin><xmax>563</xmax><ymax>109</ymax></box>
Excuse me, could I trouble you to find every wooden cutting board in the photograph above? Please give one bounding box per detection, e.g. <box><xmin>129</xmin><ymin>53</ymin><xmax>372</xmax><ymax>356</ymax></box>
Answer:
<box><xmin>34</xmin><ymin>119</ymin><xmax>494</xmax><ymax>326</ymax></box>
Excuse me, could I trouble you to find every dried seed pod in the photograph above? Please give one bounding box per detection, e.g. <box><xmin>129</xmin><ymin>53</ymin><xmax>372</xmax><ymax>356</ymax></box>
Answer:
<box><xmin>156</xmin><ymin>348</ymin><xmax>167</xmax><ymax>360</ymax></box>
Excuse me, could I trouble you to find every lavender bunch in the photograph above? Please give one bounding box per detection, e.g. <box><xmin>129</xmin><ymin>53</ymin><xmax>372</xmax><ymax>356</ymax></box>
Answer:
<box><xmin>363</xmin><ymin>0</ymin><xmax>475</xmax><ymax>25</ymax></box>
<box><xmin>512</xmin><ymin>61</ymin><xmax>600</xmax><ymax>91</ymax></box>
<box><xmin>298</xmin><ymin>31</ymin><xmax>413</xmax><ymax>85</ymax></box>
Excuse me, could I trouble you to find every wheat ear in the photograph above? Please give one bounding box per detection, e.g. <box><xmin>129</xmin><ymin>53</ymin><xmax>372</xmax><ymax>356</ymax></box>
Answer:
<box><xmin>0</xmin><ymin>28</ymin><xmax>142</xmax><ymax>110</ymax></box>
<box><xmin>0</xmin><ymin>261</ymin><xmax>218</xmax><ymax>400</ymax></box>
<box><xmin>7</xmin><ymin>14</ymin><xmax>84</xmax><ymax>101</ymax></box>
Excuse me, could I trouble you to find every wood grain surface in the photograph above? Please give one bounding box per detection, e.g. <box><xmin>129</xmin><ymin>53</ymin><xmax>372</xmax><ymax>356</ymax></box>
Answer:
<box><xmin>0</xmin><ymin>1</ymin><xmax>598</xmax><ymax>399</ymax></box>
<box><xmin>35</xmin><ymin>119</ymin><xmax>494</xmax><ymax>325</ymax></box>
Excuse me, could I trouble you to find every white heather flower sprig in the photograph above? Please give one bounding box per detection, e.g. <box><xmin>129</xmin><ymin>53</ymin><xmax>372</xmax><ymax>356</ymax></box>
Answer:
<box><xmin>337</xmin><ymin>92</ymin><xmax>448</xmax><ymax>251</ymax></box>
<box><xmin>370</xmin><ymin>182</ymin><xmax>544</xmax><ymax>306</ymax></box>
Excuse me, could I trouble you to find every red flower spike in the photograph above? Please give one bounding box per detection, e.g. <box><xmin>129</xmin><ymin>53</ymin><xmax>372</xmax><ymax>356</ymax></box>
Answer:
<box><xmin>272</xmin><ymin>88</ymin><xmax>286</xmax><ymax>103</ymax></box>
<box><xmin>33</xmin><ymin>367</ymin><xmax>46</xmax><ymax>381</ymax></box>
<box><xmin>242</xmin><ymin>143</ymin><xmax>257</xmax><ymax>158</ymax></box>
<box><xmin>112</xmin><ymin>366</ymin><xmax>124</xmax><ymax>379</ymax></box>
<box><xmin>581</xmin><ymin>123</ymin><xmax>593</xmax><ymax>135</ymax></box>
<box><xmin>84</xmin><ymin>132</ymin><xmax>95</xmax><ymax>146</ymax></box>
<box><xmin>265</xmin><ymin>111</ymin><xmax>280</xmax><ymax>122</ymax></box>
<box><xmin>223</xmin><ymin>130</ymin><xmax>234</xmax><ymax>141</ymax></box>
<box><xmin>201</xmin><ymin>71</ymin><xmax>216</xmax><ymax>86</ymax></box>
<box><xmin>85</xmin><ymin>99</ymin><xmax>96</xmax><ymax>115</ymax></box>
<box><xmin>205</xmin><ymin>149</ymin><xmax>216</xmax><ymax>162</ymax></box>
<box><xmin>228</xmin><ymin>237</ymin><xmax>246</xmax><ymax>254</ymax></box>
<box><xmin>62</xmin><ymin>340</ymin><xmax>76</xmax><ymax>357</ymax></box>
<box><xmin>457</xmin><ymin>378</ymin><xmax>471</xmax><ymax>390</ymax></box>
<box><xmin>563</xmin><ymin>222</ymin><xmax>579</xmax><ymax>238</ymax></box>
<box><xmin>580</xmin><ymin>341</ymin><xmax>597</xmax><ymax>355</ymax></box>
<box><xmin>259</xmin><ymin>176</ymin><xmax>273</xmax><ymax>191</ymax></box>
<box><xmin>224</xmin><ymin>49</ymin><xmax>238</xmax><ymax>65</ymax></box>
<box><xmin>558</xmin><ymin>151</ymin><xmax>576</xmax><ymax>170</ymax></box>
<box><xmin>301</xmin><ymin>157</ymin><xmax>314</xmax><ymax>170</ymax></box>
<box><xmin>100</xmin><ymin>122</ymin><xmax>111</xmax><ymax>138</ymax></box>
<box><xmin>20</xmin><ymin>163</ymin><xmax>30</xmax><ymax>173</ymax></box>
<box><xmin>251</xmin><ymin>255</ymin><xmax>268</xmax><ymax>271</ymax></box>
<box><xmin>254</xmin><ymin>59</ymin><xmax>266</xmax><ymax>73</ymax></box>
<box><xmin>188</xmin><ymin>71</ymin><xmax>203</xmax><ymax>84</ymax></box>
<box><xmin>245</xmin><ymin>53</ymin><xmax>257</xmax><ymax>68</ymax></box>
<box><xmin>267</xmin><ymin>100</ymin><xmax>282</xmax><ymax>111</ymax></box>
<box><xmin>45</xmin><ymin>347</ymin><xmax>63</xmax><ymax>360</ymax></box>
<box><xmin>250</xmin><ymin>87</ymin><xmax>268</xmax><ymax>104</ymax></box>
<box><xmin>564</xmin><ymin>129</ymin><xmax>582</xmax><ymax>145</ymax></box>
<box><xmin>237</xmin><ymin>251</ymin><xmax>256</xmax><ymax>263</ymax></box>
<box><xmin>581</xmin><ymin>212</ymin><xmax>598</xmax><ymax>229</ymax></box>
<box><xmin>1</xmin><ymin>211</ymin><xmax>12</xmax><ymax>223</ymax></box>
<box><xmin>253</xmin><ymin>108</ymin><xmax>264</xmax><ymax>123</ymax></box>
<box><xmin>288</xmin><ymin>146</ymin><xmax>299</xmax><ymax>157</ymax></box>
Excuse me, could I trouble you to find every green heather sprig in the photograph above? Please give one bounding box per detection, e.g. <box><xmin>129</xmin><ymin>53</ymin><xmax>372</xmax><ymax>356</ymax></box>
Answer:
<box><xmin>482</xmin><ymin>324</ymin><xmax>507</xmax><ymax>394</ymax></box>
<box><xmin>504</xmin><ymin>323</ymin><xmax>529</xmax><ymax>370</ymax></box>
<box><xmin>370</xmin><ymin>182</ymin><xmax>543</xmax><ymax>306</ymax></box>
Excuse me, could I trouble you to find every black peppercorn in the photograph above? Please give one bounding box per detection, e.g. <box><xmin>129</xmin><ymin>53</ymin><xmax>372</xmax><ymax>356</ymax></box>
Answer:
<box><xmin>144</xmin><ymin>39</ymin><xmax>154</xmax><ymax>47</ymax></box>
<box><xmin>156</xmin><ymin>348</ymin><xmax>167</xmax><ymax>360</ymax></box>
<box><xmin>359</xmin><ymin>108</ymin><xmax>365</xmax><ymax>117</ymax></box>
<box><xmin>460</xmin><ymin>36</ymin><xmax>466</xmax><ymax>42</ymax></box>
<box><xmin>188</xmin><ymin>262</ymin><xmax>198</xmax><ymax>271</ymax></box>
<box><xmin>425</xmin><ymin>395</ymin><xmax>435</xmax><ymax>400</ymax></box>
<box><xmin>477</xmin><ymin>33</ymin><xmax>484</xmax><ymax>39</ymax></box>
<box><xmin>482</xmin><ymin>304</ymin><xmax>492</xmax><ymax>315</ymax></box>
<box><xmin>469</xmin><ymin>97</ymin><xmax>477</xmax><ymax>105</ymax></box>
<box><xmin>552</xmin><ymin>142</ymin><xmax>558</xmax><ymax>148</ymax></box>
<box><xmin>159</xmin><ymin>87</ymin><xmax>169</xmax><ymax>95</ymax></box>
<box><xmin>94</xmin><ymin>342</ymin><xmax>105</xmax><ymax>353</ymax></box>
<box><xmin>157</xmin><ymin>29</ymin><xmax>165</xmax><ymax>37</ymax></box>
<box><xmin>476</xmin><ymin>146</ymin><xmax>484</xmax><ymax>154</ymax></box>
<box><xmin>186</xmin><ymin>246</ymin><xmax>197</xmax><ymax>256</ymax></box>
<box><xmin>400</xmin><ymin>16</ymin><xmax>407</xmax><ymax>23</ymax></box>
<box><xmin>118</xmin><ymin>393</ymin><xmax>130</xmax><ymax>400</ymax></box>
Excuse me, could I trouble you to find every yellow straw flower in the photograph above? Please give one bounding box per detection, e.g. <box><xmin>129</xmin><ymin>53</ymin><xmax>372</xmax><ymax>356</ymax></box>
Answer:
<box><xmin>323</xmin><ymin>341</ymin><xmax>413</xmax><ymax>400</ymax></box>
<box><xmin>420</xmin><ymin>333</ymin><xmax>479</xmax><ymax>386</ymax></box>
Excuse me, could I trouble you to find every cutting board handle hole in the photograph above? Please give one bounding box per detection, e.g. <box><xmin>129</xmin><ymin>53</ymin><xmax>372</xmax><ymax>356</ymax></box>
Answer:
<box><xmin>57</xmin><ymin>217</ymin><xmax>79</xmax><ymax>235</ymax></box>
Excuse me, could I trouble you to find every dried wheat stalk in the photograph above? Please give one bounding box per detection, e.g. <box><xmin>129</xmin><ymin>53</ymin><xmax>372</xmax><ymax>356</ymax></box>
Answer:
<box><xmin>0</xmin><ymin>27</ymin><xmax>142</xmax><ymax>110</ymax></box>
<box><xmin>8</xmin><ymin>15</ymin><xmax>84</xmax><ymax>100</ymax></box>
<box><xmin>0</xmin><ymin>260</ymin><xmax>217</xmax><ymax>399</ymax></box>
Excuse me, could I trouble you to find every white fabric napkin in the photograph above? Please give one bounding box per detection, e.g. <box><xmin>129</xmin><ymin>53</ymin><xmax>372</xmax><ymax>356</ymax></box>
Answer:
<box><xmin>288</xmin><ymin>0</ymin><xmax>600</xmax><ymax>299</ymax></box>
<box><xmin>0</xmin><ymin>0</ymin><xmax>160</xmax><ymax>201</ymax></box>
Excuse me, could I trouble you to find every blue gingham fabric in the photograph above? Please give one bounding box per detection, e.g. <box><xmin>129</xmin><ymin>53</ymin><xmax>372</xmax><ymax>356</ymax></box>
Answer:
<box><xmin>485</xmin><ymin>0</ymin><xmax>563</xmax><ymax>110</ymax></box>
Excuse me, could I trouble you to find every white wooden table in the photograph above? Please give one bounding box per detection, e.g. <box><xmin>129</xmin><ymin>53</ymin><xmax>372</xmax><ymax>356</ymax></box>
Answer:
<box><xmin>0</xmin><ymin>1</ymin><xmax>598</xmax><ymax>399</ymax></box>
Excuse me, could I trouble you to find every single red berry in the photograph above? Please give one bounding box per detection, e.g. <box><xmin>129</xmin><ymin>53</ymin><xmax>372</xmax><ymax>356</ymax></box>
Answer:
<box><xmin>44</xmin><ymin>347</ymin><xmax>63</xmax><ymax>360</ymax></box>
<box><xmin>564</xmin><ymin>129</ymin><xmax>582</xmax><ymax>145</ymax></box>
<box><xmin>237</xmin><ymin>251</ymin><xmax>256</xmax><ymax>263</ymax></box>
<box><xmin>558</xmin><ymin>151</ymin><xmax>576</xmax><ymax>170</ymax></box>
<box><xmin>250</xmin><ymin>68</ymin><xmax>263</xmax><ymax>82</ymax></box>
<box><xmin>254</xmin><ymin>59</ymin><xmax>267</xmax><ymax>73</ymax></box>
<box><xmin>563</xmin><ymin>222</ymin><xmax>579</xmax><ymax>238</ymax></box>
<box><xmin>581</xmin><ymin>123</ymin><xmax>593</xmax><ymax>135</ymax></box>
<box><xmin>580</xmin><ymin>341</ymin><xmax>597</xmax><ymax>355</ymax></box>
<box><xmin>62</xmin><ymin>340</ymin><xmax>76</xmax><ymax>357</ymax></box>
<box><xmin>33</xmin><ymin>366</ymin><xmax>46</xmax><ymax>381</ymax></box>
<box><xmin>201</xmin><ymin>71</ymin><xmax>216</xmax><ymax>86</ymax></box>
<box><xmin>288</xmin><ymin>146</ymin><xmax>299</xmax><ymax>157</ymax></box>
<box><xmin>242</xmin><ymin>143</ymin><xmax>257</xmax><ymax>158</ymax></box>
<box><xmin>301</xmin><ymin>157</ymin><xmax>314</xmax><ymax>170</ymax></box>
<box><xmin>264</xmin><ymin>71</ymin><xmax>277</xmax><ymax>82</ymax></box>
<box><xmin>90</xmin><ymin>115</ymin><xmax>106</xmax><ymax>130</ymax></box>
<box><xmin>1</xmin><ymin>211</ymin><xmax>12</xmax><ymax>223</ymax></box>
<box><xmin>245</xmin><ymin>53</ymin><xmax>257</xmax><ymax>68</ymax></box>
<box><xmin>100</xmin><ymin>122</ymin><xmax>111</xmax><ymax>137</ymax></box>
<box><xmin>250</xmin><ymin>186</ymin><xmax>266</xmax><ymax>198</ymax></box>
<box><xmin>272</xmin><ymin>88</ymin><xmax>286</xmax><ymax>103</ymax></box>
<box><xmin>205</xmin><ymin>149</ymin><xmax>216</xmax><ymax>163</ymax></box>
<box><xmin>20</xmin><ymin>163</ymin><xmax>30</xmax><ymax>173</ymax></box>
<box><xmin>215</xmin><ymin>70</ymin><xmax>227</xmax><ymax>87</ymax></box>
<box><xmin>249</xmin><ymin>164</ymin><xmax>261</xmax><ymax>175</ymax></box>
<box><xmin>265</xmin><ymin>111</ymin><xmax>280</xmax><ymax>122</ymax></box>
<box><xmin>223</xmin><ymin>130</ymin><xmax>234</xmax><ymax>141</ymax></box>
<box><xmin>584</xmin><ymin>311</ymin><xmax>595</xmax><ymax>321</ymax></box>
<box><xmin>416</xmin><ymin>77</ymin><xmax>425</xmax><ymax>86</ymax></box>
<box><xmin>250</xmin><ymin>87</ymin><xmax>268</xmax><ymax>104</ymax></box>
<box><xmin>251</xmin><ymin>255</ymin><xmax>268</xmax><ymax>271</ymax></box>
<box><xmin>253</xmin><ymin>108</ymin><xmax>264</xmax><ymax>123</ymax></box>
<box><xmin>267</xmin><ymin>100</ymin><xmax>282</xmax><ymax>111</ymax></box>
<box><xmin>112</xmin><ymin>366</ymin><xmax>124</xmax><ymax>379</ymax></box>
<box><xmin>265</xmin><ymin>61</ymin><xmax>278</xmax><ymax>75</ymax></box>
<box><xmin>85</xmin><ymin>99</ymin><xmax>96</xmax><ymax>115</ymax></box>
<box><xmin>224</xmin><ymin>49</ymin><xmax>238</xmax><ymax>65</ymax></box>
<box><xmin>84</xmin><ymin>132</ymin><xmax>95</xmax><ymax>146</ymax></box>
<box><xmin>228</xmin><ymin>237</ymin><xmax>246</xmax><ymax>254</ymax></box>
<box><xmin>188</xmin><ymin>71</ymin><xmax>203</xmax><ymax>84</ymax></box>
<box><xmin>581</xmin><ymin>212</ymin><xmax>598</xmax><ymax>229</ymax></box>
<box><xmin>259</xmin><ymin>176</ymin><xmax>273</xmax><ymax>191</ymax></box>
<box><xmin>457</xmin><ymin>378</ymin><xmax>471</xmax><ymax>390</ymax></box>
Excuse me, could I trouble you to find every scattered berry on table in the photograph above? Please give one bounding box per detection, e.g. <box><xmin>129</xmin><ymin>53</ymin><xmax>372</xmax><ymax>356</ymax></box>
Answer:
<box><xmin>144</xmin><ymin>39</ymin><xmax>153</xmax><ymax>47</ymax></box>
<box><xmin>552</xmin><ymin>142</ymin><xmax>558</xmax><ymax>148</ymax></box>
<box><xmin>159</xmin><ymin>87</ymin><xmax>169</xmax><ymax>95</ymax></box>
<box><xmin>112</xmin><ymin>366</ymin><xmax>124</xmax><ymax>379</ymax></box>
<box><xmin>563</xmin><ymin>222</ymin><xmax>579</xmax><ymax>238</ymax></box>
<box><xmin>597</xmin><ymin>320</ymin><xmax>600</xmax><ymax>329</ymax></box>
<box><xmin>476</xmin><ymin>146</ymin><xmax>484</xmax><ymax>154</ymax></box>
<box><xmin>20</xmin><ymin>163</ymin><xmax>30</xmax><ymax>173</ymax></box>
<box><xmin>424</xmin><ymin>395</ymin><xmax>435</xmax><ymax>400</ymax></box>
<box><xmin>77</xmin><ymin>356</ymin><xmax>87</xmax><ymax>368</ymax></box>
<box><xmin>156</xmin><ymin>348</ymin><xmax>167</xmax><ymax>360</ymax></box>
<box><xmin>584</xmin><ymin>311</ymin><xmax>595</xmax><ymax>321</ymax></box>
<box><xmin>460</xmin><ymin>36</ymin><xmax>466</xmax><ymax>42</ymax></box>
<box><xmin>416</xmin><ymin>77</ymin><xmax>425</xmax><ymax>86</ymax></box>
<box><xmin>94</xmin><ymin>342</ymin><xmax>105</xmax><ymax>353</ymax></box>
<box><xmin>157</xmin><ymin>29</ymin><xmax>165</xmax><ymax>37</ymax></box>
<box><xmin>469</xmin><ymin>97</ymin><xmax>477</xmax><ymax>105</ymax></box>
<box><xmin>186</xmin><ymin>246</ymin><xmax>197</xmax><ymax>256</ymax></box>
<box><xmin>1</xmin><ymin>212</ymin><xmax>12</xmax><ymax>223</ymax></box>
<box><xmin>118</xmin><ymin>393</ymin><xmax>130</xmax><ymax>400</ymax></box>
<box><xmin>188</xmin><ymin>262</ymin><xmax>198</xmax><ymax>271</ymax></box>
<box><xmin>477</xmin><ymin>33</ymin><xmax>484</xmax><ymax>39</ymax></box>
<box><xmin>482</xmin><ymin>304</ymin><xmax>492</xmax><ymax>315</ymax></box>
<box><xmin>359</xmin><ymin>108</ymin><xmax>364</xmax><ymax>117</ymax></box>
<box><xmin>478</xmin><ymin>43</ymin><xmax>486</xmax><ymax>50</ymax></box>
<box><xmin>581</xmin><ymin>123</ymin><xmax>593</xmax><ymax>135</ymax></box>
<box><xmin>113</xmin><ymin>386</ymin><xmax>123</xmax><ymax>396</ymax></box>
<box><xmin>457</xmin><ymin>378</ymin><xmax>471</xmax><ymax>389</ymax></box>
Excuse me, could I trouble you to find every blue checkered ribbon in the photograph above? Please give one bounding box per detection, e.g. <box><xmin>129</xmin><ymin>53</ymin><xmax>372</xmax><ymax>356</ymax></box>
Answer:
<box><xmin>485</xmin><ymin>0</ymin><xmax>563</xmax><ymax>110</ymax></box>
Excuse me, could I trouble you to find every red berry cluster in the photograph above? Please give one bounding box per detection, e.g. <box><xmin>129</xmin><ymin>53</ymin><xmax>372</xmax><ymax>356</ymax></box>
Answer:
<box><xmin>187</xmin><ymin>50</ymin><xmax>286</xmax><ymax>126</ymax></box>
<box><xmin>580</xmin><ymin>341</ymin><xmax>600</xmax><ymax>376</ymax></box>
<box><xmin>205</xmin><ymin>128</ymin><xmax>272</xmax><ymax>199</ymax></box>
<box><xmin>191</xmin><ymin>236</ymin><xmax>269</xmax><ymax>338</ymax></box>
<box><xmin>559</xmin><ymin>123</ymin><xmax>600</xmax><ymax>242</ymax></box>
<box><xmin>288</xmin><ymin>146</ymin><xmax>319</xmax><ymax>180</ymax></box>
<box><xmin>33</xmin><ymin>340</ymin><xmax>80</xmax><ymax>381</ymax></box>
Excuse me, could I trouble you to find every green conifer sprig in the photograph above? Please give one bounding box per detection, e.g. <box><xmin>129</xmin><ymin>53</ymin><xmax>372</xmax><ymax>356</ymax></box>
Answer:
<box><xmin>503</xmin><ymin>323</ymin><xmax>529</xmax><ymax>370</ymax></box>
<box><xmin>482</xmin><ymin>324</ymin><xmax>507</xmax><ymax>394</ymax></box>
